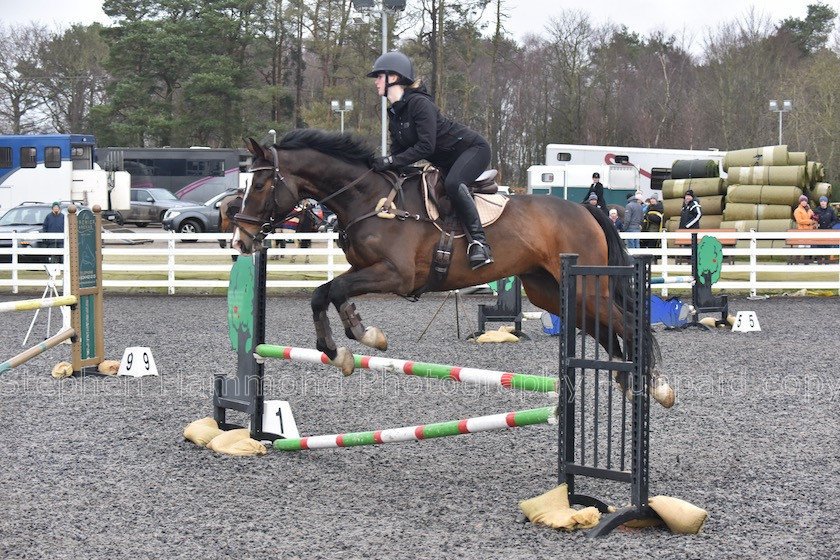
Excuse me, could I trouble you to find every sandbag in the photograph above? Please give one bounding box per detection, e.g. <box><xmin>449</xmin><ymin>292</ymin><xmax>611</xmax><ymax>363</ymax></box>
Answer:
<box><xmin>722</xmin><ymin>203</ymin><xmax>793</xmax><ymax>221</ymax></box>
<box><xmin>661</xmin><ymin>178</ymin><xmax>725</xmax><ymax>199</ymax></box>
<box><xmin>725</xmin><ymin>184</ymin><xmax>804</xmax><ymax>206</ymax></box>
<box><xmin>207</xmin><ymin>428</ymin><xmax>267</xmax><ymax>456</ymax></box>
<box><xmin>722</xmin><ymin>145</ymin><xmax>788</xmax><ymax>171</ymax></box>
<box><xmin>726</xmin><ymin>166</ymin><xmax>807</xmax><ymax>188</ymax></box>
<box><xmin>648</xmin><ymin>496</ymin><xmax>708</xmax><ymax>534</ymax></box>
<box><xmin>670</xmin><ymin>159</ymin><xmax>720</xmax><ymax>180</ymax></box>
<box><xmin>720</xmin><ymin>219</ymin><xmax>795</xmax><ymax>232</ymax></box>
<box><xmin>788</xmin><ymin>151</ymin><xmax>807</xmax><ymax>166</ymax></box>
<box><xmin>519</xmin><ymin>484</ymin><xmax>601</xmax><ymax>531</ymax></box>
<box><xmin>184</xmin><ymin>417</ymin><xmax>224</xmax><ymax>446</ymax></box>
<box><xmin>475</xmin><ymin>327</ymin><xmax>519</xmax><ymax>343</ymax></box>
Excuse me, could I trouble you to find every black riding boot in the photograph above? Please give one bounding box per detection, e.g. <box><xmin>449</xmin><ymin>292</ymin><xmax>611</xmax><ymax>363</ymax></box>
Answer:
<box><xmin>452</xmin><ymin>183</ymin><xmax>493</xmax><ymax>270</ymax></box>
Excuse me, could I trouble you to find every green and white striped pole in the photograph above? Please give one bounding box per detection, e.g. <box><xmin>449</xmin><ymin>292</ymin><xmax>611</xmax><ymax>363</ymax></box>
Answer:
<box><xmin>255</xmin><ymin>345</ymin><xmax>557</xmax><ymax>393</ymax></box>
<box><xmin>274</xmin><ymin>406</ymin><xmax>556</xmax><ymax>451</ymax></box>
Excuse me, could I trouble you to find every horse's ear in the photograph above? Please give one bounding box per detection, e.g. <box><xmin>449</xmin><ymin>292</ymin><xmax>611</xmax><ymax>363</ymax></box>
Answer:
<box><xmin>245</xmin><ymin>137</ymin><xmax>265</xmax><ymax>158</ymax></box>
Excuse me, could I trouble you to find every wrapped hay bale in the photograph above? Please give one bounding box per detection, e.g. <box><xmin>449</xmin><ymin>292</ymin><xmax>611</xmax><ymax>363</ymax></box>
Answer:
<box><xmin>722</xmin><ymin>203</ymin><xmax>793</xmax><ymax>221</ymax></box>
<box><xmin>722</xmin><ymin>145</ymin><xmax>788</xmax><ymax>171</ymax></box>
<box><xmin>665</xmin><ymin>214</ymin><xmax>723</xmax><ymax>231</ymax></box>
<box><xmin>720</xmin><ymin>219</ymin><xmax>795</xmax><ymax>232</ymax></box>
<box><xmin>663</xmin><ymin>195</ymin><xmax>723</xmax><ymax>219</ymax></box>
<box><xmin>726</xmin><ymin>166</ymin><xmax>807</xmax><ymax>188</ymax></box>
<box><xmin>662</xmin><ymin>177</ymin><xmax>725</xmax><ymax>199</ymax></box>
<box><xmin>806</xmin><ymin>161</ymin><xmax>825</xmax><ymax>185</ymax></box>
<box><xmin>789</xmin><ymin>151</ymin><xmax>807</xmax><ymax>166</ymax></box>
<box><xmin>725</xmin><ymin>184</ymin><xmax>804</xmax><ymax>206</ymax></box>
<box><xmin>670</xmin><ymin>159</ymin><xmax>720</xmax><ymax>180</ymax></box>
<box><xmin>812</xmin><ymin>182</ymin><xmax>832</xmax><ymax>201</ymax></box>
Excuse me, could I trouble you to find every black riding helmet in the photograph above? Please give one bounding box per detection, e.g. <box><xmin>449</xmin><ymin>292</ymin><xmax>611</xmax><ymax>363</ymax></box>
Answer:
<box><xmin>367</xmin><ymin>51</ymin><xmax>414</xmax><ymax>88</ymax></box>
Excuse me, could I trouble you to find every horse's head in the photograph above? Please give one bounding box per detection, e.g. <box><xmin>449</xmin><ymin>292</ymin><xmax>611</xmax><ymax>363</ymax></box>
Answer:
<box><xmin>232</xmin><ymin>137</ymin><xmax>300</xmax><ymax>254</ymax></box>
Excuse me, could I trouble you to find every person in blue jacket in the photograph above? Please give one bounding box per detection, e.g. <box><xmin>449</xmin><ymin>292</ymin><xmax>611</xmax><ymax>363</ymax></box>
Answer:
<box><xmin>367</xmin><ymin>51</ymin><xmax>493</xmax><ymax>270</ymax></box>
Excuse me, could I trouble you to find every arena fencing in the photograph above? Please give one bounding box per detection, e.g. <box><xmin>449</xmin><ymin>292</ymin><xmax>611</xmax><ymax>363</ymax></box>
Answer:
<box><xmin>1</xmin><ymin>230</ymin><xmax>839</xmax><ymax>295</ymax></box>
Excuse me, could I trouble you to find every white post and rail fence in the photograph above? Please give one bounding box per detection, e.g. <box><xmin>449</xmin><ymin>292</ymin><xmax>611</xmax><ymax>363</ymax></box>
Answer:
<box><xmin>1</xmin><ymin>230</ymin><xmax>839</xmax><ymax>296</ymax></box>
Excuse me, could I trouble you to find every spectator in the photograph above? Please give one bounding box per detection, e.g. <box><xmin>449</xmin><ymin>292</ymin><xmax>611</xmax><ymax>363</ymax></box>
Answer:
<box><xmin>793</xmin><ymin>194</ymin><xmax>817</xmax><ymax>230</ymax></box>
<box><xmin>42</xmin><ymin>201</ymin><xmax>64</xmax><ymax>261</ymax></box>
<box><xmin>814</xmin><ymin>196</ymin><xmax>838</xmax><ymax>229</ymax></box>
<box><xmin>642</xmin><ymin>196</ymin><xmax>665</xmax><ymax>248</ymax></box>
<box><xmin>581</xmin><ymin>172</ymin><xmax>606</xmax><ymax>209</ymax></box>
<box><xmin>585</xmin><ymin>192</ymin><xmax>606</xmax><ymax>213</ymax></box>
<box><xmin>609</xmin><ymin>208</ymin><xmax>623</xmax><ymax>231</ymax></box>
<box><xmin>623</xmin><ymin>192</ymin><xmax>643</xmax><ymax>249</ymax></box>
<box><xmin>678</xmin><ymin>189</ymin><xmax>702</xmax><ymax>230</ymax></box>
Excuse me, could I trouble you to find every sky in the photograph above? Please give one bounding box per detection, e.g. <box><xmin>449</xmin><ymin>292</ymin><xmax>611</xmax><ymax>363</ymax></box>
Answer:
<box><xmin>1</xmin><ymin>0</ymin><xmax>822</xmax><ymax>49</ymax></box>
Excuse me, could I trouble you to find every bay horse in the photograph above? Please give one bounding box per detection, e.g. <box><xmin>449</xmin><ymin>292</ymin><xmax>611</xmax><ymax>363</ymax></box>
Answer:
<box><xmin>232</xmin><ymin>130</ymin><xmax>673</xmax><ymax>408</ymax></box>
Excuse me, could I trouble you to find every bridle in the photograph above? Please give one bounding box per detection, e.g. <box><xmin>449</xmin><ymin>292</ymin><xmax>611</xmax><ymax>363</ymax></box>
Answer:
<box><xmin>233</xmin><ymin>144</ymin><xmax>375</xmax><ymax>246</ymax></box>
<box><xmin>233</xmin><ymin>145</ymin><xmax>299</xmax><ymax>246</ymax></box>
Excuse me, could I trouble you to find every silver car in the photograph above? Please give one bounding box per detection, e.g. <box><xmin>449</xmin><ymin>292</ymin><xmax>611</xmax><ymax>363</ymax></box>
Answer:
<box><xmin>123</xmin><ymin>187</ymin><xmax>194</xmax><ymax>227</ymax></box>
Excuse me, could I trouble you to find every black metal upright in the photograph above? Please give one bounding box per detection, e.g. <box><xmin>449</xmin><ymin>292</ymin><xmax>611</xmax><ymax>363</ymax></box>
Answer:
<box><xmin>557</xmin><ymin>253</ymin><xmax>655</xmax><ymax>537</ymax></box>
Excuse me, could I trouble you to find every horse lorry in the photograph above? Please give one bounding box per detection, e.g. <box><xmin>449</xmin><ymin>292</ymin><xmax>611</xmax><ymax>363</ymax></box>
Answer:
<box><xmin>527</xmin><ymin>144</ymin><xmax>726</xmax><ymax>204</ymax></box>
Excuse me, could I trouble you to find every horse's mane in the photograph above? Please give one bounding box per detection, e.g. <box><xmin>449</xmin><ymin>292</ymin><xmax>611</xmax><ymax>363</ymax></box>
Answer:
<box><xmin>277</xmin><ymin>128</ymin><xmax>375</xmax><ymax>166</ymax></box>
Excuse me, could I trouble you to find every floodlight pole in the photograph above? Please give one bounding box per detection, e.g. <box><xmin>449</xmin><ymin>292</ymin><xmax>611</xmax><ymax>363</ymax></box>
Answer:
<box><xmin>381</xmin><ymin>6</ymin><xmax>388</xmax><ymax>156</ymax></box>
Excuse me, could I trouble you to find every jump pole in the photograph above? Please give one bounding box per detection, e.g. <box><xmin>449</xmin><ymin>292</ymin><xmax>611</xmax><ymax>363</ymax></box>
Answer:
<box><xmin>255</xmin><ymin>344</ymin><xmax>557</xmax><ymax>394</ymax></box>
<box><xmin>0</xmin><ymin>328</ymin><xmax>76</xmax><ymax>374</ymax></box>
<box><xmin>0</xmin><ymin>295</ymin><xmax>77</xmax><ymax>313</ymax></box>
<box><xmin>275</xmin><ymin>405</ymin><xmax>556</xmax><ymax>451</ymax></box>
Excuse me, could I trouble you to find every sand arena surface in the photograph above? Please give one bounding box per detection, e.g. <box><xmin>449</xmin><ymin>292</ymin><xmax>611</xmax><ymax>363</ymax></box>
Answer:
<box><xmin>0</xmin><ymin>293</ymin><xmax>838</xmax><ymax>559</ymax></box>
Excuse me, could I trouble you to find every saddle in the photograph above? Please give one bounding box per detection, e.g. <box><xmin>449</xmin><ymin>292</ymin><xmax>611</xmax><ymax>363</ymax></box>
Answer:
<box><xmin>421</xmin><ymin>165</ymin><xmax>509</xmax><ymax>235</ymax></box>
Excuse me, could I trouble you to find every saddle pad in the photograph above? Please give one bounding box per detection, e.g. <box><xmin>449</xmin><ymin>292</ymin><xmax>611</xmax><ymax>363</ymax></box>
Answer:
<box><xmin>425</xmin><ymin>191</ymin><xmax>509</xmax><ymax>236</ymax></box>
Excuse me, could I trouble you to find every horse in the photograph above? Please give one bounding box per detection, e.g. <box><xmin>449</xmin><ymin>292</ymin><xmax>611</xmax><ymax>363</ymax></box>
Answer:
<box><xmin>231</xmin><ymin>130</ymin><xmax>674</xmax><ymax>408</ymax></box>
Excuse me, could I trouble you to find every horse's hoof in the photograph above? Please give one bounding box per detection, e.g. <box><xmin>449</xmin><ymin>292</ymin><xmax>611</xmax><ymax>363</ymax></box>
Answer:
<box><xmin>361</xmin><ymin>326</ymin><xmax>388</xmax><ymax>351</ymax></box>
<box><xmin>331</xmin><ymin>347</ymin><xmax>355</xmax><ymax>376</ymax></box>
<box><xmin>651</xmin><ymin>378</ymin><xmax>675</xmax><ymax>409</ymax></box>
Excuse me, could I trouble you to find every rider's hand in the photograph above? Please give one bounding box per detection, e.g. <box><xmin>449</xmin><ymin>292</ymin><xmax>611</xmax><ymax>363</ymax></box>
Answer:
<box><xmin>371</xmin><ymin>155</ymin><xmax>394</xmax><ymax>172</ymax></box>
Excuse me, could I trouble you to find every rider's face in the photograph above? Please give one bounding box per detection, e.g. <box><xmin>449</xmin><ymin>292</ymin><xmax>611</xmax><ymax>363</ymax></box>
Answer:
<box><xmin>374</xmin><ymin>73</ymin><xmax>388</xmax><ymax>96</ymax></box>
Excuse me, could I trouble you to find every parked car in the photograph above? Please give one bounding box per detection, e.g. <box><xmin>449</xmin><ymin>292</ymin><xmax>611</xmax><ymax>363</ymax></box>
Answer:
<box><xmin>123</xmin><ymin>187</ymin><xmax>194</xmax><ymax>227</ymax></box>
<box><xmin>161</xmin><ymin>189</ymin><xmax>239</xmax><ymax>239</ymax></box>
<box><xmin>0</xmin><ymin>201</ymin><xmax>85</xmax><ymax>262</ymax></box>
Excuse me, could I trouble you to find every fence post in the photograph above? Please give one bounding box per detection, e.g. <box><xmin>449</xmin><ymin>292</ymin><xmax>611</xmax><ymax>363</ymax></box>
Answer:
<box><xmin>749</xmin><ymin>229</ymin><xmax>757</xmax><ymax>298</ymax></box>
<box><xmin>168</xmin><ymin>234</ymin><xmax>176</xmax><ymax>295</ymax></box>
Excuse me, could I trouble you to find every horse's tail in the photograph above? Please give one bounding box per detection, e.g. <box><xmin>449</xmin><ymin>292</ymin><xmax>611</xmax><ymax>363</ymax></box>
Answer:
<box><xmin>583</xmin><ymin>204</ymin><xmax>630</xmax><ymax>268</ymax></box>
<box><xmin>583</xmin><ymin>205</ymin><xmax>660</xmax><ymax>369</ymax></box>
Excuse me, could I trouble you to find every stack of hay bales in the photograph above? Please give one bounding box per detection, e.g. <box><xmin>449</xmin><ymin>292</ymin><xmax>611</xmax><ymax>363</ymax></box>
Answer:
<box><xmin>720</xmin><ymin>145</ymin><xmax>832</xmax><ymax>233</ymax></box>
<box><xmin>661</xmin><ymin>159</ymin><xmax>725</xmax><ymax>231</ymax></box>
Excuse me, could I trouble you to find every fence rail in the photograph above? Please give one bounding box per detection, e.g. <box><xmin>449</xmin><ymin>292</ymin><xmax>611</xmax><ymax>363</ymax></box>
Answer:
<box><xmin>2</xmin><ymin>230</ymin><xmax>839</xmax><ymax>295</ymax></box>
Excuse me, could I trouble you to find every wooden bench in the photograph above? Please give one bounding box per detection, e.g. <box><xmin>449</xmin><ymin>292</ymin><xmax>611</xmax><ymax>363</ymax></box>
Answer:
<box><xmin>673</xmin><ymin>229</ymin><xmax>737</xmax><ymax>264</ymax></box>
<box><xmin>785</xmin><ymin>229</ymin><xmax>839</xmax><ymax>264</ymax></box>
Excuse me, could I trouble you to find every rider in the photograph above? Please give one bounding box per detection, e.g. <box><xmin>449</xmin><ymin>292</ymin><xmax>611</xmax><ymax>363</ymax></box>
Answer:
<box><xmin>367</xmin><ymin>51</ymin><xmax>493</xmax><ymax>270</ymax></box>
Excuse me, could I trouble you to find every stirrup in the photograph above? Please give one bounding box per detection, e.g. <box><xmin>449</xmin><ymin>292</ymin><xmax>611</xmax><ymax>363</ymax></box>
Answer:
<box><xmin>467</xmin><ymin>241</ymin><xmax>493</xmax><ymax>270</ymax></box>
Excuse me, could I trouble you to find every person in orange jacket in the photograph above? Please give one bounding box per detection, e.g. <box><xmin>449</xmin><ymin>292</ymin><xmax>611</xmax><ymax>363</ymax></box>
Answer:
<box><xmin>794</xmin><ymin>195</ymin><xmax>817</xmax><ymax>229</ymax></box>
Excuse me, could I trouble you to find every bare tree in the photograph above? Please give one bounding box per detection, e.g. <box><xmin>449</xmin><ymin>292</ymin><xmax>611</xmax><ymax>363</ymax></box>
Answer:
<box><xmin>0</xmin><ymin>24</ymin><xmax>50</xmax><ymax>134</ymax></box>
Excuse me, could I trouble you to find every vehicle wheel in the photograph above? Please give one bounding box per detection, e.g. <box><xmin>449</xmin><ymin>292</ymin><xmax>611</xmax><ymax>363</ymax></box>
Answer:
<box><xmin>113</xmin><ymin>212</ymin><xmax>125</xmax><ymax>226</ymax></box>
<box><xmin>178</xmin><ymin>219</ymin><xmax>203</xmax><ymax>242</ymax></box>
<box><xmin>159</xmin><ymin>211</ymin><xmax>168</xmax><ymax>223</ymax></box>
<box><xmin>135</xmin><ymin>222</ymin><xmax>148</xmax><ymax>228</ymax></box>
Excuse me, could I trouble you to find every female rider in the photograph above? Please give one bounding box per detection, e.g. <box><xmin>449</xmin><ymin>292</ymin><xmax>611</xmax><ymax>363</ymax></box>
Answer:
<box><xmin>367</xmin><ymin>51</ymin><xmax>493</xmax><ymax>270</ymax></box>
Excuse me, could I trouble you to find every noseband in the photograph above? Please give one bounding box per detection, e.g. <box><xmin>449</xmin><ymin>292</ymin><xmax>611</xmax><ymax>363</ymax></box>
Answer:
<box><xmin>233</xmin><ymin>145</ymin><xmax>299</xmax><ymax>245</ymax></box>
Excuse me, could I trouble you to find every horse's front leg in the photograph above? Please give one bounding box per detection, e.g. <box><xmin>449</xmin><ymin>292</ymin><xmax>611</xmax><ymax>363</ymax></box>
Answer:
<box><xmin>311</xmin><ymin>281</ymin><xmax>355</xmax><ymax>375</ymax></box>
<box><xmin>314</xmin><ymin>262</ymin><xmax>406</xmax><ymax>376</ymax></box>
